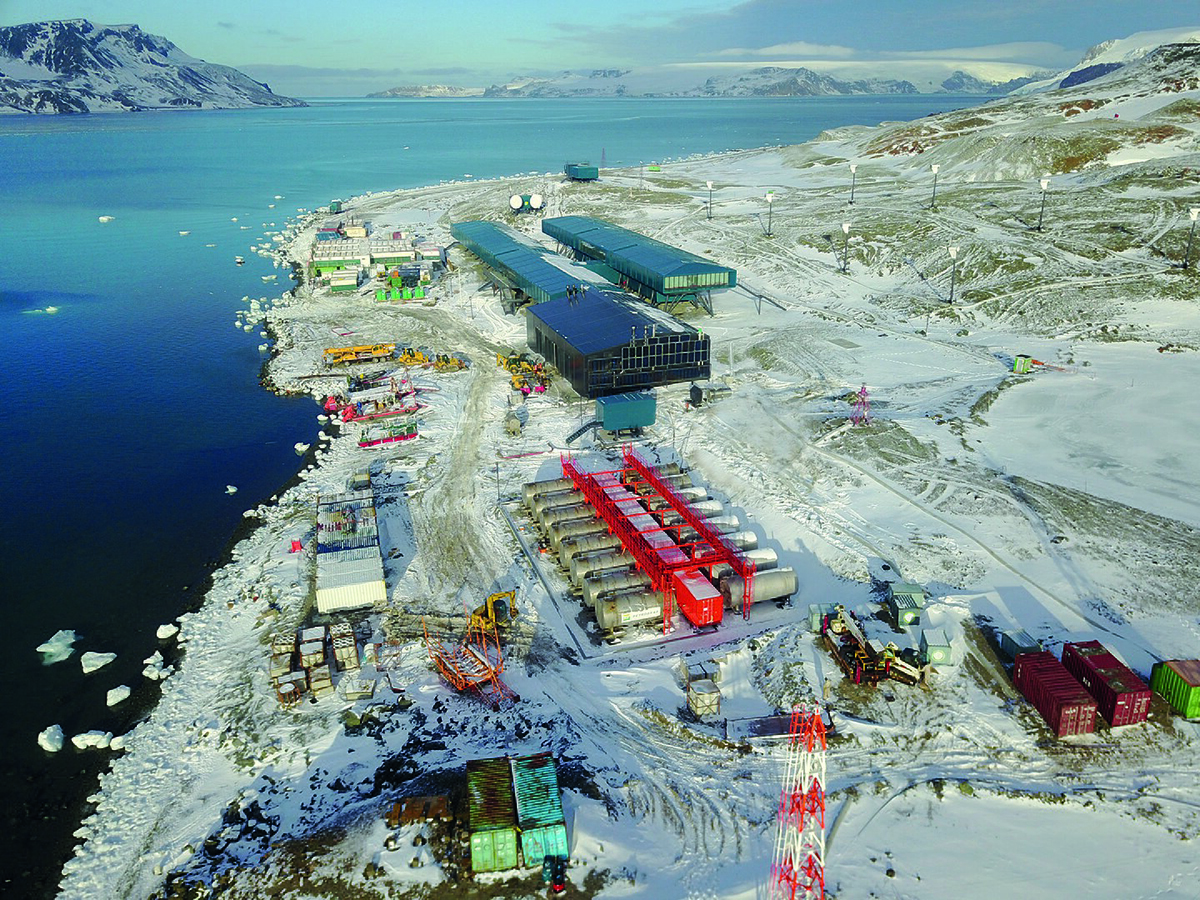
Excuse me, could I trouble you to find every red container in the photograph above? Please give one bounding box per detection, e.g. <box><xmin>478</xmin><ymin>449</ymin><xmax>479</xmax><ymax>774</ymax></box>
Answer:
<box><xmin>672</xmin><ymin>569</ymin><xmax>723</xmax><ymax>627</ymax></box>
<box><xmin>1013</xmin><ymin>651</ymin><xmax>1097</xmax><ymax>737</ymax></box>
<box><xmin>1061</xmin><ymin>641</ymin><xmax>1151</xmax><ymax>727</ymax></box>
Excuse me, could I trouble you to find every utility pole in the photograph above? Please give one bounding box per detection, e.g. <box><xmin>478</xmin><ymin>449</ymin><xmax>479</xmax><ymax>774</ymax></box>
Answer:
<box><xmin>849</xmin><ymin>163</ymin><xmax>857</xmax><ymax>205</ymax></box>
<box><xmin>1036</xmin><ymin>177</ymin><xmax>1050</xmax><ymax>232</ymax></box>
<box><xmin>930</xmin><ymin>164</ymin><xmax>940</xmax><ymax>210</ymax></box>
<box><xmin>947</xmin><ymin>246</ymin><xmax>959</xmax><ymax>304</ymax></box>
<box><xmin>840</xmin><ymin>223</ymin><xmax>851</xmax><ymax>274</ymax></box>
<box><xmin>1185</xmin><ymin>207</ymin><xmax>1199</xmax><ymax>269</ymax></box>
<box><xmin>707</xmin><ymin>180</ymin><xmax>714</xmax><ymax>220</ymax></box>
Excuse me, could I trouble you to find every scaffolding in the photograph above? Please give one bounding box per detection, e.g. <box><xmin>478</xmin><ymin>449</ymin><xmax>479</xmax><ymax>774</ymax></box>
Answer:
<box><xmin>423</xmin><ymin>616</ymin><xmax>511</xmax><ymax>699</ymax></box>
<box><xmin>560</xmin><ymin>445</ymin><xmax>756</xmax><ymax>631</ymax></box>
<box><xmin>769</xmin><ymin>704</ymin><xmax>827</xmax><ymax>900</ymax></box>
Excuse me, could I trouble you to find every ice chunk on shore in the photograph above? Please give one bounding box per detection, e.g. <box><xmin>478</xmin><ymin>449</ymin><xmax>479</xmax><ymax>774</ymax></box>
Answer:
<box><xmin>38</xmin><ymin>725</ymin><xmax>64</xmax><ymax>753</ymax></box>
<box><xmin>106</xmin><ymin>685</ymin><xmax>131</xmax><ymax>707</ymax></box>
<box><xmin>156</xmin><ymin>623</ymin><xmax>179</xmax><ymax>641</ymax></box>
<box><xmin>37</xmin><ymin>629</ymin><xmax>77</xmax><ymax>664</ymax></box>
<box><xmin>110</xmin><ymin>734</ymin><xmax>127</xmax><ymax>752</ymax></box>
<box><xmin>81</xmin><ymin>651</ymin><xmax>117</xmax><ymax>674</ymax></box>
<box><xmin>71</xmin><ymin>731</ymin><xmax>113</xmax><ymax>750</ymax></box>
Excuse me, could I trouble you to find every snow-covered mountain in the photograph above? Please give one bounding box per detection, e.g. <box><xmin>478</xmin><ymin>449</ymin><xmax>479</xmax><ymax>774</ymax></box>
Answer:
<box><xmin>1015</xmin><ymin>26</ymin><xmax>1200</xmax><ymax>94</ymax></box>
<box><xmin>0</xmin><ymin>20</ymin><xmax>305</xmax><ymax>114</ymax></box>
<box><xmin>366</xmin><ymin>84</ymin><xmax>484</xmax><ymax>98</ymax></box>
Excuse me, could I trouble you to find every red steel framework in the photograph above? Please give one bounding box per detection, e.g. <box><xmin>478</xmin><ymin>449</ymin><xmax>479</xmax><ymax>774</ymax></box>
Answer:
<box><xmin>423</xmin><ymin>616</ymin><xmax>512</xmax><ymax>700</ymax></box>
<box><xmin>770</xmin><ymin>704</ymin><xmax>827</xmax><ymax>900</ymax></box>
<box><xmin>560</xmin><ymin>446</ymin><xmax>757</xmax><ymax>631</ymax></box>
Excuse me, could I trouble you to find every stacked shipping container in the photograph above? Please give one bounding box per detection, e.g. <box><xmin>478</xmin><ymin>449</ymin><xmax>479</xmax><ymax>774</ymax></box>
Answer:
<box><xmin>1061</xmin><ymin>641</ymin><xmax>1151</xmax><ymax>727</ymax></box>
<box><xmin>1013</xmin><ymin>651</ymin><xmax>1097</xmax><ymax>737</ymax></box>
<box><xmin>510</xmin><ymin>753</ymin><xmax>569</xmax><ymax>866</ymax></box>
<box><xmin>466</xmin><ymin>758</ymin><xmax>519</xmax><ymax>872</ymax></box>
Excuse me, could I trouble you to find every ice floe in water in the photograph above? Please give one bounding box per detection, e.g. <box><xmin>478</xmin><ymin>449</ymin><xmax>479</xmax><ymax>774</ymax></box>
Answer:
<box><xmin>81</xmin><ymin>651</ymin><xmax>117</xmax><ymax>674</ymax></box>
<box><xmin>294</xmin><ymin>442</ymin><xmax>310</xmax><ymax>455</ymax></box>
<box><xmin>106</xmin><ymin>685</ymin><xmax>131</xmax><ymax>707</ymax></box>
<box><xmin>36</xmin><ymin>629</ymin><xmax>77</xmax><ymax>664</ymax></box>
<box><xmin>97</xmin><ymin>215</ymin><xmax>114</xmax><ymax>223</ymax></box>
<box><xmin>71</xmin><ymin>731</ymin><xmax>112</xmax><ymax>750</ymax></box>
<box><xmin>225</xmin><ymin>485</ymin><xmax>238</xmax><ymax>495</ymax></box>
<box><xmin>156</xmin><ymin>623</ymin><xmax>179</xmax><ymax>641</ymax></box>
<box><xmin>38</xmin><ymin>724</ymin><xmax>64</xmax><ymax>753</ymax></box>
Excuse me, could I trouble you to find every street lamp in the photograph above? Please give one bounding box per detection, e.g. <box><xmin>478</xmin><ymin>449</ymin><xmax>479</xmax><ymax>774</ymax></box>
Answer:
<box><xmin>930</xmin><ymin>164</ymin><xmax>941</xmax><ymax>209</ymax></box>
<box><xmin>841</xmin><ymin>222</ymin><xmax>851</xmax><ymax>273</ymax></box>
<box><xmin>706</xmin><ymin>180</ymin><xmax>714</xmax><ymax>220</ymax></box>
<box><xmin>849</xmin><ymin>164</ymin><xmax>858</xmax><ymax>205</ymax></box>
<box><xmin>1037</xmin><ymin>177</ymin><xmax>1050</xmax><ymax>231</ymax></box>
<box><xmin>1185</xmin><ymin>207</ymin><xmax>1199</xmax><ymax>269</ymax></box>
<box><xmin>765</xmin><ymin>192</ymin><xmax>774</xmax><ymax>237</ymax></box>
<box><xmin>947</xmin><ymin>246</ymin><xmax>959</xmax><ymax>304</ymax></box>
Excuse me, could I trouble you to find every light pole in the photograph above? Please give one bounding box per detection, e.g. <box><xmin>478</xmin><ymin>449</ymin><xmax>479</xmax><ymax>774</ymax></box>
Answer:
<box><xmin>1036</xmin><ymin>177</ymin><xmax>1050</xmax><ymax>231</ymax></box>
<box><xmin>841</xmin><ymin>222</ymin><xmax>851</xmax><ymax>273</ymax></box>
<box><xmin>765</xmin><ymin>193</ymin><xmax>774</xmax><ymax>237</ymax></box>
<box><xmin>849</xmin><ymin>164</ymin><xmax>858</xmax><ymax>205</ymax></box>
<box><xmin>930</xmin><ymin>164</ymin><xmax>940</xmax><ymax>209</ymax></box>
<box><xmin>1185</xmin><ymin>207</ymin><xmax>1199</xmax><ymax>269</ymax></box>
<box><xmin>947</xmin><ymin>246</ymin><xmax>959</xmax><ymax>304</ymax></box>
<box><xmin>707</xmin><ymin>180</ymin><xmax>714</xmax><ymax>220</ymax></box>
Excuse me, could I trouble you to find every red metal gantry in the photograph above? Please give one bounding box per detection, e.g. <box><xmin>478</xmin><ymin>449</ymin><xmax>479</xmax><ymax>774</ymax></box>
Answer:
<box><xmin>560</xmin><ymin>445</ymin><xmax>757</xmax><ymax>632</ymax></box>
<box><xmin>423</xmin><ymin>615</ymin><xmax>512</xmax><ymax>700</ymax></box>
<box><xmin>770</xmin><ymin>704</ymin><xmax>827</xmax><ymax>900</ymax></box>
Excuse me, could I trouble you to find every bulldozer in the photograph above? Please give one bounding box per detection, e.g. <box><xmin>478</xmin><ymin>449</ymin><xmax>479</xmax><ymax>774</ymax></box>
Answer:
<box><xmin>396</xmin><ymin>347</ymin><xmax>429</xmax><ymax>367</ymax></box>
<box><xmin>470</xmin><ymin>590</ymin><xmax>519</xmax><ymax>630</ymax></box>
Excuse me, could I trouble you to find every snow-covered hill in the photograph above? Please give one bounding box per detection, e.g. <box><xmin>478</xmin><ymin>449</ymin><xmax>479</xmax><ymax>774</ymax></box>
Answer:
<box><xmin>0</xmin><ymin>20</ymin><xmax>305</xmax><ymax>114</ymax></box>
<box><xmin>1015</xmin><ymin>26</ymin><xmax>1200</xmax><ymax>94</ymax></box>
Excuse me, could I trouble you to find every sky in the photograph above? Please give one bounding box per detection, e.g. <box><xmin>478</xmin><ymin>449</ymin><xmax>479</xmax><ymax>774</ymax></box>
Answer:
<box><xmin>2</xmin><ymin>0</ymin><xmax>1198</xmax><ymax>96</ymax></box>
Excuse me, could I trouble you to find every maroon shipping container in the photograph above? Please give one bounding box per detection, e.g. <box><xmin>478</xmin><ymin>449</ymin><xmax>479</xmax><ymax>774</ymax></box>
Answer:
<box><xmin>1061</xmin><ymin>641</ymin><xmax>1151</xmax><ymax>727</ymax></box>
<box><xmin>1013</xmin><ymin>651</ymin><xmax>1097</xmax><ymax>737</ymax></box>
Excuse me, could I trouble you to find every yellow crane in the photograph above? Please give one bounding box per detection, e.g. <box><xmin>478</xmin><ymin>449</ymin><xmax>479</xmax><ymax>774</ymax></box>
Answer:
<box><xmin>470</xmin><ymin>590</ymin><xmax>518</xmax><ymax>630</ymax></box>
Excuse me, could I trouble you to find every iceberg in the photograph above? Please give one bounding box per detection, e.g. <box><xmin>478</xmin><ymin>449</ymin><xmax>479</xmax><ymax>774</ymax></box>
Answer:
<box><xmin>156</xmin><ymin>623</ymin><xmax>179</xmax><ymax>640</ymax></box>
<box><xmin>38</xmin><ymin>724</ymin><xmax>64</xmax><ymax>753</ymax></box>
<box><xmin>81</xmin><ymin>651</ymin><xmax>117</xmax><ymax>674</ymax></box>
<box><xmin>225</xmin><ymin>485</ymin><xmax>238</xmax><ymax>494</ymax></box>
<box><xmin>106</xmin><ymin>685</ymin><xmax>132</xmax><ymax>707</ymax></box>
<box><xmin>36</xmin><ymin>629</ymin><xmax>77</xmax><ymax>664</ymax></box>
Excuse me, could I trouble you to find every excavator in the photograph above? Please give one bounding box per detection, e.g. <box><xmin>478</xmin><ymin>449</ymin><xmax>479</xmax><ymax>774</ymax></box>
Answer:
<box><xmin>470</xmin><ymin>590</ymin><xmax>518</xmax><ymax>630</ymax></box>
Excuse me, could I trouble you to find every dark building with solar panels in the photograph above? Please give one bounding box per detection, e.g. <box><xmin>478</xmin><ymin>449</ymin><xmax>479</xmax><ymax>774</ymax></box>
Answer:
<box><xmin>526</xmin><ymin>286</ymin><xmax>710</xmax><ymax>398</ymax></box>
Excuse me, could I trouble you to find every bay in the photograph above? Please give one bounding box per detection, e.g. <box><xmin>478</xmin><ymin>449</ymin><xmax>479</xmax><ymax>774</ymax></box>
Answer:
<box><xmin>0</xmin><ymin>94</ymin><xmax>984</xmax><ymax>897</ymax></box>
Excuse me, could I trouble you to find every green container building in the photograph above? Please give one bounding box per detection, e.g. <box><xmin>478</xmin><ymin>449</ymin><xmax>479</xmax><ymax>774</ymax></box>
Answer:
<box><xmin>375</xmin><ymin>289</ymin><xmax>386</xmax><ymax>302</ymax></box>
<box><xmin>596</xmin><ymin>391</ymin><xmax>656</xmax><ymax>433</ymax></box>
<box><xmin>510</xmin><ymin>753</ymin><xmax>568</xmax><ymax>868</ymax></box>
<box><xmin>920</xmin><ymin>628</ymin><xmax>952</xmax><ymax>665</ymax></box>
<box><xmin>887</xmin><ymin>594</ymin><xmax>921</xmax><ymax>627</ymax></box>
<box><xmin>1013</xmin><ymin>354</ymin><xmax>1033</xmax><ymax>374</ymax></box>
<box><xmin>1150</xmin><ymin>659</ymin><xmax>1200</xmax><ymax>718</ymax></box>
<box><xmin>888</xmin><ymin>583</ymin><xmax>926</xmax><ymax>607</ymax></box>
<box><xmin>470</xmin><ymin>828</ymin><xmax>519</xmax><ymax>873</ymax></box>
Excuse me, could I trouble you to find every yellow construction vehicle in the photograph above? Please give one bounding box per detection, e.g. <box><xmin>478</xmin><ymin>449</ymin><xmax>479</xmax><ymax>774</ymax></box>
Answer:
<box><xmin>323</xmin><ymin>343</ymin><xmax>396</xmax><ymax>366</ymax></box>
<box><xmin>396</xmin><ymin>347</ymin><xmax>428</xmax><ymax>367</ymax></box>
<box><xmin>470</xmin><ymin>590</ymin><xmax>518</xmax><ymax>630</ymax></box>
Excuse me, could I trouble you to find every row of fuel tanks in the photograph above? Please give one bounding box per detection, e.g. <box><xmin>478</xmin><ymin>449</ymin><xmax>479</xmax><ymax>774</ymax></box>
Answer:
<box><xmin>522</xmin><ymin>463</ymin><xmax>798</xmax><ymax>637</ymax></box>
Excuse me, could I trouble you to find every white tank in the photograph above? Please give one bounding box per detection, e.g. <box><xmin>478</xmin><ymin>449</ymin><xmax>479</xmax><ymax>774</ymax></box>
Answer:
<box><xmin>583</xmin><ymin>568</ymin><xmax>651</xmax><ymax>609</ymax></box>
<box><xmin>721</xmin><ymin>566</ymin><xmax>798</xmax><ymax>611</ymax></box>
<box><xmin>523</xmin><ymin>477</ymin><xmax>573</xmax><ymax>508</ymax></box>
<box><xmin>595</xmin><ymin>590</ymin><xmax>662</xmax><ymax>631</ymax></box>
<box><xmin>644</xmin><ymin>487</ymin><xmax>708</xmax><ymax>511</ymax></box>
<box><xmin>722</xmin><ymin>530</ymin><xmax>758</xmax><ymax>550</ymax></box>
<box><xmin>549</xmin><ymin>518</ymin><xmax>608</xmax><ymax>553</ymax></box>
<box><xmin>714</xmin><ymin>548</ymin><xmax>778</xmax><ymax>581</ymax></box>
<box><xmin>570</xmin><ymin>549</ymin><xmax>632</xmax><ymax>586</ymax></box>
<box><xmin>559</xmin><ymin>532</ymin><xmax>623</xmax><ymax>565</ymax></box>
<box><xmin>705</xmin><ymin>515</ymin><xmax>742</xmax><ymax>533</ymax></box>
<box><xmin>539</xmin><ymin>504</ymin><xmax>594</xmax><ymax>532</ymax></box>
<box><xmin>630</xmin><ymin>471</ymin><xmax>690</xmax><ymax>495</ymax></box>
<box><xmin>531</xmin><ymin>489</ymin><xmax>584</xmax><ymax>519</ymax></box>
<box><xmin>659</xmin><ymin>500</ymin><xmax>724</xmax><ymax>527</ymax></box>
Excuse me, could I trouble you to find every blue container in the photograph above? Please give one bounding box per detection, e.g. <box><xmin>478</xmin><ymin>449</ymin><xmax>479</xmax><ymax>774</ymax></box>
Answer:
<box><xmin>596</xmin><ymin>391</ymin><xmax>656</xmax><ymax>432</ymax></box>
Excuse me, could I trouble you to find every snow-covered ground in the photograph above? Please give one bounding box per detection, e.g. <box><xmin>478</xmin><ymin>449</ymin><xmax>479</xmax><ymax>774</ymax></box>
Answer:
<box><xmin>55</xmin><ymin>37</ymin><xmax>1200</xmax><ymax>900</ymax></box>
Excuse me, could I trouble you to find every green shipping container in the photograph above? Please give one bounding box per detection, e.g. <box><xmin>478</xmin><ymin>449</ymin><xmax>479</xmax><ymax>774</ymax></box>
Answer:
<box><xmin>595</xmin><ymin>391</ymin><xmax>656</xmax><ymax>432</ymax></box>
<box><xmin>888</xmin><ymin>594</ymin><xmax>921</xmax><ymax>627</ymax></box>
<box><xmin>402</xmin><ymin>287</ymin><xmax>413</xmax><ymax>300</ymax></box>
<box><xmin>375</xmin><ymin>289</ymin><xmax>386</xmax><ymax>302</ymax></box>
<box><xmin>467</xmin><ymin>758</ymin><xmax>517</xmax><ymax>830</ymax></box>
<box><xmin>509</xmin><ymin>753</ymin><xmax>565</xmax><ymax>828</ymax></box>
<box><xmin>520</xmin><ymin>823</ymin><xmax>569</xmax><ymax>866</ymax></box>
<box><xmin>470</xmin><ymin>827</ymin><xmax>519</xmax><ymax>872</ymax></box>
<box><xmin>414</xmin><ymin>286</ymin><xmax>425</xmax><ymax>299</ymax></box>
<box><xmin>1151</xmin><ymin>659</ymin><xmax>1200</xmax><ymax>718</ymax></box>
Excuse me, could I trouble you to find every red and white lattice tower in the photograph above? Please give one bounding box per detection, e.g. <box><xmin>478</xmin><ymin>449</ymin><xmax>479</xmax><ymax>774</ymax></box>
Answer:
<box><xmin>769</xmin><ymin>703</ymin><xmax>827</xmax><ymax>900</ymax></box>
<box><xmin>851</xmin><ymin>384</ymin><xmax>870</xmax><ymax>426</ymax></box>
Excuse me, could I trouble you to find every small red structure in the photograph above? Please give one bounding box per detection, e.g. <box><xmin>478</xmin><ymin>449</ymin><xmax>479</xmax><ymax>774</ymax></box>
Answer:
<box><xmin>1061</xmin><ymin>641</ymin><xmax>1151</xmax><ymax>727</ymax></box>
<box><xmin>423</xmin><ymin>616</ymin><xmax>511</xmax><ymax>700</ymax></box>
<box><xmin>1013</xmin><ymin>651</ymin><xmax>1097</xmax><ymax>737</ymax></box>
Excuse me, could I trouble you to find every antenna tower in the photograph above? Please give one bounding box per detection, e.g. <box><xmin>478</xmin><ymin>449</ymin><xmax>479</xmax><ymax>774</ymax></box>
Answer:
<box><xmin>769</xmin><ymin>703</ymin><xmax>827</xmax><ymax>900</ymax></box>
<box><xmin>851</xmin><ymin>384</ymin><xmax>870</xmax><ymax>426</ymax></box>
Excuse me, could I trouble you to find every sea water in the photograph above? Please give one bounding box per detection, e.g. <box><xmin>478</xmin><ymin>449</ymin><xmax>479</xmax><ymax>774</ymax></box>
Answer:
<box><xmin>0</xmin><ymin>94</ymin><xmax>983</xmax><ymax>897</ymax></box>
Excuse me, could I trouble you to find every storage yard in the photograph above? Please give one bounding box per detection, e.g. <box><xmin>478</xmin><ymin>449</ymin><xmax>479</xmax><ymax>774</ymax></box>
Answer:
<box><xmin>62</xmin><ymin>58</ymin><xmax>1200</xmax><ymax>900</ymax></box>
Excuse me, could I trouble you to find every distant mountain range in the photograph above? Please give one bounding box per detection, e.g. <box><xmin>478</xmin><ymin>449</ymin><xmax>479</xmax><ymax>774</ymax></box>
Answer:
<box><xmin>0</xmin><ymin>20</ymin><xmax>305</xmax><ymax>114</ymax></box>
<box><xmin>370</xmin><ymin>66</ymin><xmax>1049</xmax><ymax>100</ymax></box>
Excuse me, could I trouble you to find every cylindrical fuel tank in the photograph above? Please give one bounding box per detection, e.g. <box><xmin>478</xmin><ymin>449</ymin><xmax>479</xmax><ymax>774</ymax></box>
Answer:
<box><xmin>530</xmin><ymin>489</ymin><xmax>584</xmax><ymax>519</ymax></box>
<box><xmin>539</xmin><ymin>504</ymin><xmax>594</xmax><ymax>532</ymax></box>
<box><xmin>658</xmin><ymin>499</ymin><xmax>724</xmax><ymax>527</ymax></box>
<box><xmin>628</xmin><ymin>471</ymin><xmax>691</xmax><ymax>495</ymax></box>
<box><xmin>704</xmin><ymin>514</ymin><xmax>742</xmax><ymax>533</ymax></box>
<box><xmin>643</xmin><ymin>487</ymin><xmax>708</xmax><ymax>512</ymax></box>
<box><xmin>570</xmin><ymin>549</ymin><xmax>633</xmax><ymax>586</ymax></box>
<box><xmin>722</xmin><ymin>530</ymin><xmax>758</xmax><ymax>550</ymax></box>
<box><xmin>721</xmin><ymin>566</ymin><xmax>798</xmax><ymax>611</ymax></box>
<box><xmin>549</xmin><ymin>518</ymin><xmax>608</xmax><ymax>554</ymax></box>
<box><xmin>595</xmin><ymin>589</ymin><xmax>663</xmax><ymax>631</ymax></box>
<box><xmin>559</xmin><ymin>532</ymin><xmax>624</xmax><ymax>566</ymax></box>
<box><xmin>713</xmin><ymin>548</ymin><xmax>778</xmax><ymax>582</ymax></box>
<box><xmin>583</xmin><ymin>568</ymin><xmax>651</xmax><ymax>609</ymax></box>
<box><xmin>523</xmin><ymin>477</ymin><xmax>573</xmax><ymax>508</ymax></box>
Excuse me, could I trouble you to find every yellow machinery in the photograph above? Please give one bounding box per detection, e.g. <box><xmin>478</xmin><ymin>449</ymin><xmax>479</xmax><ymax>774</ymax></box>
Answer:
<box><xmin>323</xmin><ymin>343</ymin><xmax>396</xmax><ymax>366</ymax></box>
<box><xmin>396</xmin><ymin>347</ymin><xmax>428</xmax><ymax>366</ymax></box>
<box><xmin>470</xmin><ymin>590</ymin><xmax>518</xmax><ymax>630</ymax></box>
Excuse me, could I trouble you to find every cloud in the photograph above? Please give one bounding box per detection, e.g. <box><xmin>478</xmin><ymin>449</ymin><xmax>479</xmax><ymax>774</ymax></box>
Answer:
<box><xmin>716</xmin><ymin>40</ymin><xmax>857</xmax><ymax>59</ymax></box>
<box><xmin>878</xmin><ymin>41</ymin><xmax>1077</xmax><ymax>67</ymax></box>
<box><xmin>217</xmin><ymin>22</ymin><xmax>235</xmax><ymax>30</ymax></box>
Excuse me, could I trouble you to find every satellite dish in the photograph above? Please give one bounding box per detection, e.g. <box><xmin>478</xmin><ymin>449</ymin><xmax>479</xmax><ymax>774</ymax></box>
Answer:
<box><xmin>529</xmin><ymin>193</ymin><xmax>544</xmax><ymax>210</ymax></box>
<box><xmin>509</xmin><ymin>194</ymin><xmax>523</xmax><ymax>211</ymax></box>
